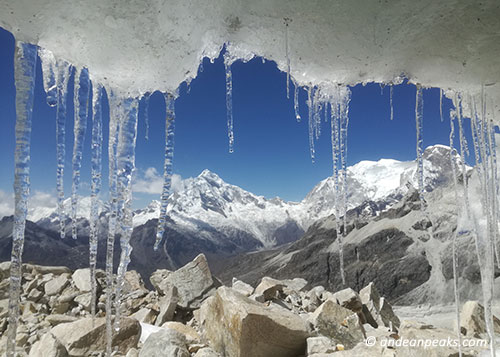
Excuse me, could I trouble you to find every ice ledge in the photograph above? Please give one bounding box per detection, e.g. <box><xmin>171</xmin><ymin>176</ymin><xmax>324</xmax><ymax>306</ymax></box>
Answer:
<box><xmin>0</xmin><ymin>0</ymin><xmax>499</xmax><ymax>118</ymax></box>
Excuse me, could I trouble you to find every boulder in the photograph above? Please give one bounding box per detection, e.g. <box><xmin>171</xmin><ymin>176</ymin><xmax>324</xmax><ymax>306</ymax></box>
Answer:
<box><xmin>162</xmin><ymin>321</ymin><xmax>200</xmax><ymax>344</ymax></box>
<box><xmin>231</xmin><ymin>278</ymin><xmax>254</xmax><ymax>296</ymax></box>
<box><xmin>307</xmin><ymin>336</ymin><xmax>337</xmax><ymax>355</ymax></box>
<box><xmin>155</xmin><ymin>285</ymin><xmax>178</xmax><ymax>326</ymax></box>
<box><xmin>310</xmin><ymin>299</ymin><xmax>364</xmax><ymax>349</ymax></box>
<box><xmin>74</xmin><ymin>292</ymin><xmax>92</xmax><ymax>311</ymax></box>
<box><xmin>378</xmin><ymin>297</ymin><xmax>400</xmax><ymax>329</ymax></box>
<box><xmin>29</xmin><ymin>332</ymin><xmax>68</xmax><ymax>357</ymax></box>
<box><xmin>359</xmin><ymin>282</ymin><xmax>398</xmax><ymax>329</ymax></box>
<box><xmin>131</xmin><ymin>307</ymin><xmax>158</xmax><ymax>324</ymax></box>
<box><xmin>194</xmin><ymin>347</ymin><xmax>220</xmax><ymax>357</ymax></box>
<box><xmin>332</xmin><ymin>288</ymin><xmax>363</xmax><ymax>313</ymax></box>
<box><xmin>72</xmin><ymin>269</ymin><xmax>92</xmax><ymax>292</ymax></box>
<box><xmin>45</xmin><ymin>314</ymin><xmax>78</xmax><ymax>326</ymax></box>
<box><xmin>50</xmin><ymin>317</ymin><xmax>140</xmax><ymax>356</ymax></box>
<box><xmin>139</xmin><ymin>328</ymin><xmax>190</xmax><ymax>357</ymax></box>
<box><xmin>124</xmin><ymin>270</ymin><xmax>147</xmax><ymax>293</ymax></box>
<box><xmin>150</xmin><ymin>269</ymin><xmax>172</xmax><ymax>293</ymax></box>
<box><xmin>282</xmin><ymin>278</ymin><xmax>308</xmax><ymax>293</ymax></box>
<box><xmin>199</xmin><ymin>286</ymin><xmax>309</xmax><ymax>357</ymax></box>
<box><xmin>254</xmin><ymin>277</ymin><xmax>285</xmax><ymax>301</ymax></box>
<box><xmin>152</xmin><ymin>254</ymin><xmax>218</xmax><ymax>309</ymax></box>
<box><xmin>45</xmin><ymin>274</ymin><xmax>70</xmax><ymax>296</ymax></box>
<box><xmin>460</xmin><ymin>300</ymin><xmax>500</xmax><ymax>338</ymax></box>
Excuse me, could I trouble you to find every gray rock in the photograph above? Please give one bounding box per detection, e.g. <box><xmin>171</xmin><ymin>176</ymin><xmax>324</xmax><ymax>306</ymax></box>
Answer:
<box><xmin>460</xmin><ymin>300</ymin><xmax>500</xmax><ymax>338</ymax></box>
<box><xmin>44</xmin><ymin>274</ymin><xmax>70</xmax><ymax>296</ymax></box>
<box><xmin>139</xmin><ymin>328</ymin><xmax>189</xmax><ymax>357</ymax></box>
<box><xmin>307</xmin><ymin>336</ymin><xmax>337</xmax><ymax>355</ymax></box>
<box><xmin>332</xmin><ymin>288</ymin><xmax>363</xmax><ymax>313</ymax></box>
<box><xmin>124</xmin><ymin>270</ymin><xmax>147</xmax><ymax>293</ymax></box>
<box><xmin>131</xmin><ymin>307</ymin><xmax>158</xmax><ymax>324</ymax></box>
<box><xmin>310</xmin><ymin>299</ymin><xmax>364</xmax><ymax>349</ymax></box>
<box><xmin>155</xmin><ymin>285</ymin><xmax>178</xmax><ymax>326</ymax></box>
<box><xmin>199</xmin><ymin>286</ymin><xmax>309</xmax><ymax>357</ymax></box>
<box><xmin>45</xmin><ymin>314</ymin><xmax>78</xmax><ymax>326</ymax></box>
<box><xmin>161</xmin><ymin>322</ymin><xmax>200</xmax><ymax>345</ymax></box>
<box><xmin>72</xmin><ymin>268</ymin><xmax>92</xmax><ymax>292</ymax></box>
<box><xmin>231</xmin><ymin>278</ymin><xmax>254</xmax><ymax>296</ymax></box>
<box><xmin>254</xmin><ymin>277</ymin><xmax>285</xmax><ymax>301</ymax></box>
<box><xmin>126</xmin><ymin>348</ymin><xmax>139</xmax><ymax>357</ymax></box>
<box><xmin>51</xmin><ymin>317</ymin><xmax>140</xmax><ymax>356</ymax></box>
<box><xmin>27</xmin><ymin>288</ymin><xmax>43</xmax><ymax>302</ymax></box>
<box><xmin>74</xmin><ymin>292</ymin><xmax>92</xmax><ymax>311</ymax></box>
<box><xmin>193</xmin><ymin>347</ymin><xmax>220</xmax><ymax>357</ymax></box>
<box><xmin>152</xmin><ymin>254</ymin><xmax>217</xmax><ymax>309</ymax></box>
<box><xmin>29</xmin><ymin>332</ymin><xmax>68</xmax><ymax>357</ymax></box>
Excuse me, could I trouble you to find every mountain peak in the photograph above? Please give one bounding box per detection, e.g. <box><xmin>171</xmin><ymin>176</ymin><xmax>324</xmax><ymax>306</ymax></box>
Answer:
<box><xmin>198</xmin><ymin>169</ymin><xmax>223</xmax><ymax>182</ymax></box>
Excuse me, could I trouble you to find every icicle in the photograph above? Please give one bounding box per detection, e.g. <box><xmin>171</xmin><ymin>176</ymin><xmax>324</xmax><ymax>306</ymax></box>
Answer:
<box><xmin>453</xmin><ymin>94</ymin><xmax>471</xmax><ymax>215</ymax></box>
<box><xmin>293</xmin><ymin>78</ymin><xmax>301</xmax><ymax>122</ymax></box>
<box><xmin>379</xmin><ymin>83</ymin><xmax>385</xmax><ymax>95</ymax></box>
<box><xmin>144</xmin><ymin>93</ymin><xmax>151</xmax><ymax>141</ymax></box>
<box><xmin>71</xmin><ymin>68</ymin><xmax>91</xmax><ymax>240</ymax></box>
<box><xmin>224</xmin><ymin>53</ymin><xmax>234</xmax><ymax>153</ymax></box>
<box><xmin>284</xmin><ymin>17</ymin><xmax>291</xmax><ymax>99</ymax></box>
<box><xmin>415</xmin><ymin>86</ymin><xmax>426</xmax><ymax>208</ymax></box>
<box><xmin>105</xmin><ymin>91</ymin><xmax>121</xmax><ymax>357</ymax></box>
<box><xmin>390</xmin><ymin>86</ymin><xmax>394</xmax><ymax>121</ymax></box>
<box><xmin>449</xmin><ymin>109</ymin><xmax>463</xmax><ymax>357</ymax></box>
<box><xmin>313</xmin><ymin>88</ymin><xmax>322</xmax><ymax>140</ymax></box>
<box><xmin>38</xmin><ymin>48</ymin><xmax>57</xmax><ymax>106</ymax></box>
<box><xmin>55</xmin><ymin>60</ymin><xmax>72</xmax><ymax>239</ymax></box>
<box><xmin>154</xmin><ymin>93</ymin><xmax>176</xmax><ymax>251</ymax></box>
<box><xmin>7</xmin><ymin>41</ymin><xmax>37</xmax><ymax>357</ymax></box>
<box><xmin>89</xmin><ymin>84</ymin><xmax>103</xmax><ymax>323</ymax></box>
<box><xmin>307</xmin><ymin>86</ymin><xmax>315</xmax><ymax>162</ymax></box>
<box><xmin>113</xmin><ymin>97</ymin><xmax>139</xmax><ymax>333</ymax></box>
<box><xmin>440</xmin><ymin>88</ymin><xmax>444</xmax><ymax>122</ymax></box>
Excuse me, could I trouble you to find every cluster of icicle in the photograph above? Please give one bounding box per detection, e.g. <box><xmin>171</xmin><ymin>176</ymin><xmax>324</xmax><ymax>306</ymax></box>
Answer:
<box><xmin>7</xmin><ymin>38</ymin><xmax>499</xmax><ymax>357</ymax></box>
<box><xmin>6</xmin><ymin>41</ymin><xmax>177</xmax><ymax>357</ymax></box>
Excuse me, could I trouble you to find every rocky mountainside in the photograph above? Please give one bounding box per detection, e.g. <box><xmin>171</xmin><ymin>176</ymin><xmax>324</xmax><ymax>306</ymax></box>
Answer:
<box><xmin>0</xmin><ymin>258</ymin><xmax>495</xmax><ymax>356</ymax></box>
<box><xmin>216</xmin><ymin>145</ymin><xmax>495</xmax><ymax>305</ymax></box>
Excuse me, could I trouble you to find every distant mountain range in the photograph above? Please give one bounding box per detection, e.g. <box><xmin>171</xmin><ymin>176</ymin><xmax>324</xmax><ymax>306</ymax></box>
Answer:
<box><xmin>2</xmin><ymin>144</ymin><xmax>485</xmax><ymax>302</ymax></box>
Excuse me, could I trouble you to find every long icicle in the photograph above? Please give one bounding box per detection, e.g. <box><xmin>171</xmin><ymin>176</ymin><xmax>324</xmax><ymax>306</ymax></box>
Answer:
<box><xmin>105</xmin><ymin>91</ymin><xmax>121</xmax><ymax>356</ymax></box>
<box><xmin>284</xmin><ymin>17</ymin><xmax>291</xmax><ymax>99</ymax></box>
<box><xmin>307</xmin><ymin>86</ymin><xmax>315</xmax><ymax>162</ymax></box>
<box><xmin>113</xmin><ymin>97</ymin><xmax>139</xmax><ymax>332</ymax></box>
<box><xmin>390</xmin><ymin>86</ymin><xmax>394</xmax><ymax>121</ymax></box>
<box><xmin>55</xmin><ymin>60</ymin><xmax>71</xmax><ymax>239</ymax></box>
<box><xmin>339</xmin><ymin>87</ymin><xmax>351</xmax><ymax>286</ymax></box>
<box><xmin>154</xmin><ymin>93</ymin><xmax>176</xmax><ymax>251</ymax></box>
<box><xmin>89</xmin><ymin>83</ymin><xmax>103</xmax><ymax>324</ymax></box>
<box><xmin>449</xmin><ymin>108</ymin><xmax>463</xmax><ymax>357</ymax></box>
<box><xmin>293</xmin><ymin>78</ymin><xmax>301</xmax><ymax>122</ymax></box>
<box><xmin>71</xmin><ymin>67</ymin><xmax>91</xmax><ymax>240</ymax></box>
<box><xmin>415</xmin><ymin>86</ymin><xmax>426</xmax><ymax>211</ymax></box>
<box><xmin>440</xmin><ymin>88</ymin><xmax>444</xmax><ymax>122</ymax></box>
<box><xmin>224</xmin><ymin>52</ymin><xmax>234</xmax><ymax>153</ymax></box>
<box><xmin>144</xmin><ymin>92</ymin><xmax>150</xmax><ymax>141</ymax></box>
<box><xmin>6</xmin><ymin>41</ymin><xmax>37</xmax><ymax>357</ymax></box>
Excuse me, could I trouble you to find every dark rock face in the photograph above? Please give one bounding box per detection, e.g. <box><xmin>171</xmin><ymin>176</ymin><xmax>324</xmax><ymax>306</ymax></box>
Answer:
<box><xmin>216</xmin><ymin>226</ymin><xmax>432</xmax><ymax>303</ymax></box>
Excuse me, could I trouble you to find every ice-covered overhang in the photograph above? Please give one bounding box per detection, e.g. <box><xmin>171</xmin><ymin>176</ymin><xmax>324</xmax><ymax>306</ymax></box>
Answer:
<box><xmin>0</xmin><ymin>0</ymin><xmax>499</xmax><ymax>117</ymax></box>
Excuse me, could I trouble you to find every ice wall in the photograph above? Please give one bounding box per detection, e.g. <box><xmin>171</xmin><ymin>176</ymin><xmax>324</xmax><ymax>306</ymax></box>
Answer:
<box><xmin>0</xmin><ymin>0</ymin><xmax>498</xmax><ymax>121</ymax></box>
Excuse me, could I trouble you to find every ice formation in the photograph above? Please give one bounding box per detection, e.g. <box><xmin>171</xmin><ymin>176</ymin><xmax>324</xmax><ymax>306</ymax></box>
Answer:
<box><xmin>6</xmin><ymin>41</ymin><xmax>37</xmax><ymax>357</ymax></box>
<box><xmin>71</xmin><ymin>67</ymin><xmax>91</xmax><ymax>240</ymax></box>
<box><xmin>2</xmin><ymin>0</ymin><xmax>500</xmax><ymax>355</ymax></box>
<box><xmin>154</xmin><ymin>93</ymin><xmax>176</xmax><ymax>251</ymax></box>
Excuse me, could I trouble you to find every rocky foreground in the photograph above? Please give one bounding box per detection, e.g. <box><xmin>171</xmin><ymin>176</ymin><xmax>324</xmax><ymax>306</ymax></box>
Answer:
<box><xmin>0</xmin><ymin>254</ymin><xmax>497</xmax><ymax>356</ymax></box>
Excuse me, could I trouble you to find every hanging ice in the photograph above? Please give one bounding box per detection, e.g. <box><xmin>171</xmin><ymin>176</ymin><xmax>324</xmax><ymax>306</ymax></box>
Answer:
<box><xmin>284</xmin><ymin>17</ymin><xmax>291</xmax><ymax>100</ymax></box>
<box><xmin>307</xmin><ymin>86</ymin><xmax>315</xmax><ymax>162</ymax></box>
<box><xmin>293</xmin><ymin>78</ymin><xmax>301</xmax><ymax>122</ymax></box>
<box><xmin>113</xmin><ymin>96</ymin><xmax>139</xmax><ymax>332</ymax></box>
<box><xmin>38</xmin><ymin>48</ymin><xmax>57</xmax><ymax>107</ymax></box>
<box><xmin>390</xmin><ymin>86</ymin><xmax>394</xmax><ymax>121</ymax></box>
<box><xmin>71</xmin><ymin>67</ymin><xmax>91</xmax><ymax>240</ymax></box>
<box><xmin>415</xmin><ymin>86</ymin><xmax>426</xmax><ymax>210</ymax></box>
<box><xmin>154</xmin><ymin>93</ymin><xmax>176</xmax><ymax>251</ymax></box>
<box><xmin>143</xmin><ymin>92</ymin><xmax>151</xmax><ymax>141</ymax></box>
<box><xmin>54</xmin><ymin>60</ymin><xmax>72</xmax><ymax>239</ymax></box>
<box><xmin>89</xmin><ymin>83</ymin><xmax>103</xmax><ymax>322</ymax></box>
<box><xmin>440</xmin><ymin>88</ymin><xmax>444</xmax><ymax>122</ymax></box>
<box><xmin>224</xmin><ymin>52</ymin><xmax>234</xmax><ymax>153</ymax></box>
<box><xmin>105</xmin><ymin>91</ymin><xmax>121</xmax><ymax>356</ymax></box>
<box><xmin>6</xmin><ymin>41</ymin><xmax>37</xmax><ymax>357</ymax></box>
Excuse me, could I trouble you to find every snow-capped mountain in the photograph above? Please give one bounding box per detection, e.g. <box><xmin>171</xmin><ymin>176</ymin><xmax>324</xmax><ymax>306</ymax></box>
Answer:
<box><xmin>28</xmin><ymin>144</ymin><xmax>461</xmax><ymax>252</ymax></box>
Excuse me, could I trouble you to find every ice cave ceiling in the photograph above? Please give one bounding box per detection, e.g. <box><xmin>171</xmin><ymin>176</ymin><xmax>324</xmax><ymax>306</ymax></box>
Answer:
<box><xmin>0</xmin><ymin>0</ymin><xmax>499</xmax><ymax>120</ymax></box>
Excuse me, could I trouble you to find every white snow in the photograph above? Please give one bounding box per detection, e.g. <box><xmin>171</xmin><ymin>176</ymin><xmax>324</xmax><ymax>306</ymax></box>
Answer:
<box><xmin>0</xmin><ymin>0</ymin><xmax>498</xmax><ymax>121</ymax></box>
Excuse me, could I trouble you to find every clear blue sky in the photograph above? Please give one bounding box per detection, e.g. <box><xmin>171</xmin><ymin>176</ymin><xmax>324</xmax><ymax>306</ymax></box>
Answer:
<box><xmin>0</xmin><ymin>26</ymin><xmax>463</xmax><ymax>208</ymax></box>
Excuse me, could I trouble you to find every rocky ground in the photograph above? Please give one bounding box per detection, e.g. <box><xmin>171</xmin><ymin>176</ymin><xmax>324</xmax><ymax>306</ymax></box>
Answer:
<box><xmin>0</xmin><ymin>254</ymin><xmax>497</xmax><ymax>356</ymax></box>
